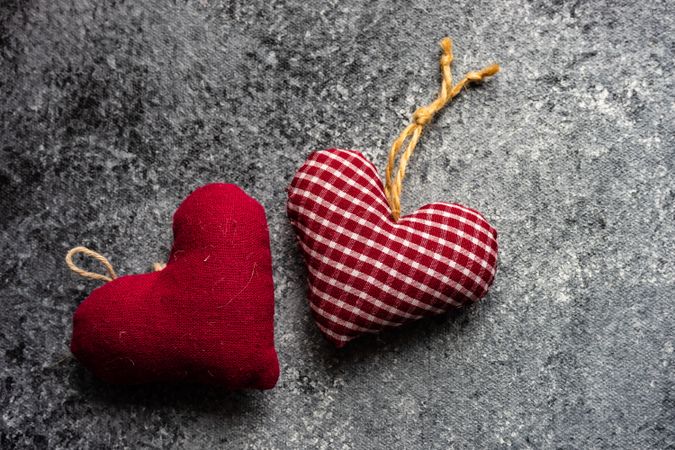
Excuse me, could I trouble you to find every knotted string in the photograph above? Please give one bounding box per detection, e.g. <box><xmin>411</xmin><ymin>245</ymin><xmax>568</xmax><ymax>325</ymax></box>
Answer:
<box><xmin>384</xmin><ymin>37</ymin><xmax>500</xmax><ymax>222</ymax></box>
<box><xmin>65</xmin><ymin>246</ymin><xmax>164</xmax><ymax>283</ymax></box>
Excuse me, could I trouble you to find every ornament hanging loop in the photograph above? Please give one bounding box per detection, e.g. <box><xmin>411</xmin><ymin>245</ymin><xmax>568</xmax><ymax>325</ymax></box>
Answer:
<box><xmin>65</xmin><ymin>246</ymin><xmax>167</xmax><ymax>282</ymax></box>
<box><xmin>384</xmin><ymin>37</ymin><xmax>500</xmax><ymax>222</ymax></box>
<box><xmin>65</xmin><ymin>246</ymin><xmax>118</xmax><ymax>283</ymax></box>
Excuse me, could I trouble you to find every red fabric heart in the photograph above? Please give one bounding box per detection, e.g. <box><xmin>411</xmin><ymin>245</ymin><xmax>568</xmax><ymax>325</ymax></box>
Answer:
<box><xmin>71</xmin><ymin>183</ymin><xmax>279</xmax><ymax>388</ymax></box>
<box><xmin>287</xmin><ymin>149</ymin><xmax>498</xmax><ymax>347</ymax></box>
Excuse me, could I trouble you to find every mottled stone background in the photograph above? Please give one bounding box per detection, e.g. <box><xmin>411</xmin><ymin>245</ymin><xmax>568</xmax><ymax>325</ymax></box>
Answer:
<box><xmin>1</xmin><ymin>0</ymin><xmax>673</xmax><ymax>448</ymax></box>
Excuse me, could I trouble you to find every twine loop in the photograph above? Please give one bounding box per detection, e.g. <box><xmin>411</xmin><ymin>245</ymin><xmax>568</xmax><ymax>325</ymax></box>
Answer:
<box><xmin>384</xmin><ymin>37</ymin><xmax>500</xmax><ymax>222</ymax></box>
<box><xmin>65</xmin><ymin>246</ymin><xmax>118</xmax><ymax>283</ymax></box>
<box><xmin>65</xmin><ymin>246</ymin><xmax>165</xmax><ymax>283</ymax></box>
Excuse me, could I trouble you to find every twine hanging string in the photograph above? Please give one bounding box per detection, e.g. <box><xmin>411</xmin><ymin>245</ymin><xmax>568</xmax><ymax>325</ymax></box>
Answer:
<box><xmin>384</xmin><ymin>37</ymin><xmax>500</xmax><ymax>222</ymax></box>
<box><xmin>65</xmin><ymin>246</ymin><xmax>164</xmax><ymax>283</ymax></box>
<box><xmin>65</xmin><ymin>246</ymin><xmax>118</xmax><ymax>283</ymax></box>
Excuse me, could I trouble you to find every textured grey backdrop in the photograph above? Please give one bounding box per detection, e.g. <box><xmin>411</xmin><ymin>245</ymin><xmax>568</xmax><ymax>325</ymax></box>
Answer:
<box><xmin>1</xmin><ymin>0</ymin><xmax>673</xmax><ymax>448</ymax></box>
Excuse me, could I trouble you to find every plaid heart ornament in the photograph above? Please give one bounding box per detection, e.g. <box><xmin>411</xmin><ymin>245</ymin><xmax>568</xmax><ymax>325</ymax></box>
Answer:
<box><xmin>287</xmin><ymin>149</ymin><xmax>498</xmax><ymax>347</ymax></box>
<box><xmin>287</xmin><ymin>38</ymin><xmax>500</xmax><ymax>347</ymax></box>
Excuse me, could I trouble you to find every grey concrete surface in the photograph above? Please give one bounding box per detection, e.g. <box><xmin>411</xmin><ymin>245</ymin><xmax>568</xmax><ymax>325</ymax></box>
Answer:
<box><xmin>1</xmin><ymin>0</ymin><xmax>673</xmax><ymax>448</ymax></box>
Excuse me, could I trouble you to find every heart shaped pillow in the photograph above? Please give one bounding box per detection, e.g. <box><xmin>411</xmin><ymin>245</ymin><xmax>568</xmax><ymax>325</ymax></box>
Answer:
<box><xmin>71</xmin><ymin>183</ymin><xmax>279</xmax><ymax>389</ymax></box>
<box><xmin>287</xmin><ymin>149</ymin><xmax>498</xmax><ymax>347</ymax></box>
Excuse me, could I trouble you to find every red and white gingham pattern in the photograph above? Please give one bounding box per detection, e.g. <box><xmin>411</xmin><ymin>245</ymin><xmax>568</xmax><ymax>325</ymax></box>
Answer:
<box><xmin>287</xmin><ymin>149</ymin><xmax>498</xmax><ymax>347</ymax></box>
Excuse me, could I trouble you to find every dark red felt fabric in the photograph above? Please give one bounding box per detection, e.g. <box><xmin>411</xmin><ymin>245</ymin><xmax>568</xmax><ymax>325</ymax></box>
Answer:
<box><xmin>71</xmin><ymin>183</ymin><xmax>279</xmax><ymax>389</ymax></box>
<box><xmin>287</xmin><ymin>149</ymin><xmax>499</xmax><ymax>347</ymax></box>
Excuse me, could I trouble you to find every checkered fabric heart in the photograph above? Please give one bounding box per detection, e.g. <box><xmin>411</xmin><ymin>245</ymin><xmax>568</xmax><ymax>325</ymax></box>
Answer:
<box><xmin>287</xmin><ymin>148</ymin><xmax>499</xmax><ymax>347</ymax></box>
